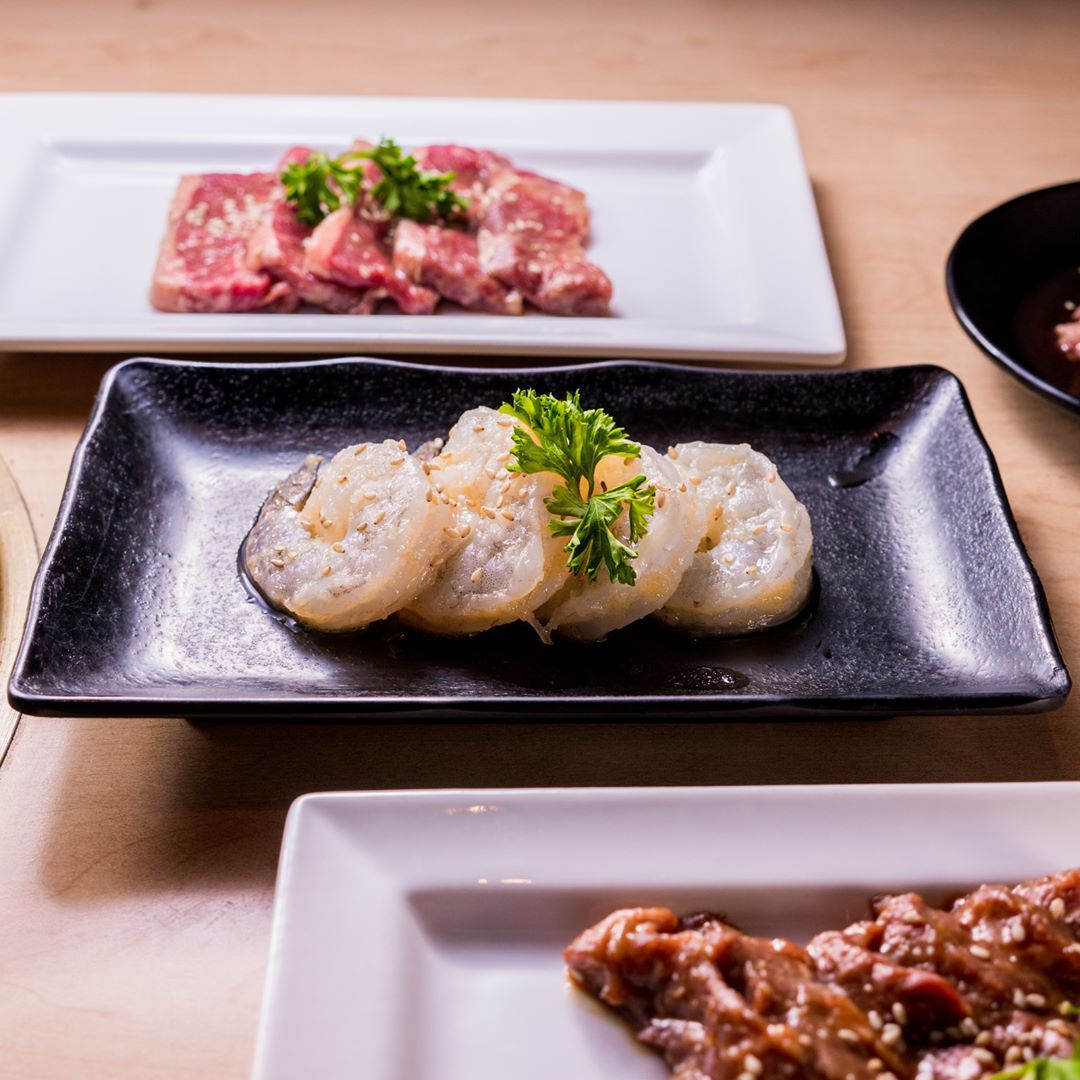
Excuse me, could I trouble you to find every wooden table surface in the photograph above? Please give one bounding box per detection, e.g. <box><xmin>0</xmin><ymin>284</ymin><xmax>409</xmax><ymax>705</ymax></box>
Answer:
<box><xmin>1</xmin><ymin>1</ymin><xmax>1079</xmax><ymax>1076</ymax></box>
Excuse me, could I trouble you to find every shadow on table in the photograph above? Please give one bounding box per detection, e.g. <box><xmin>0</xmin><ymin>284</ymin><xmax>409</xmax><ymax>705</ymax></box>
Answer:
<box><xmin>34</xmin><ymin>708</ymin><xmax>1073</xmax><ymax>904</ymax></box>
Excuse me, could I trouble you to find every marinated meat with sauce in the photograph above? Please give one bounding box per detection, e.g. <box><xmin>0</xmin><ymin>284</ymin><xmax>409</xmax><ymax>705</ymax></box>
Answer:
<box><xmin>565</xmin><ymin>869</ymin><xmax>1080</xmax><ymax>1080</ymax></box>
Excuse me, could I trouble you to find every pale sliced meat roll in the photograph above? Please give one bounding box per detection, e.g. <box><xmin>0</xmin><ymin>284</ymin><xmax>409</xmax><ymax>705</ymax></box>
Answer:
<box><xmin>243</xmin><ymin>439</ymin><xmax>451</xmax><ymax>631</ymax></box>
<box><xmin>657</xmin><ymin>442</ymin><xmax>813</xmax><ymax>634</ymax></box>
<box><xmin>402</xmin><ymin>407</ymin><xmax>569</xmax><ymax>636</ymax></box>
<box><xmin>537</xmin><ymin>446</ymin><xmax>705</xmax><ymax>642</ymax></box>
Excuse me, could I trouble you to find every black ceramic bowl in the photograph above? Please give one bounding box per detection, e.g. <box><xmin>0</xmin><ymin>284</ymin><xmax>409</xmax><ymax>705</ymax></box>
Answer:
<box><xmin>946</xmin><ymin>180</ymin><xmax>1080</xmax><ymax>414</ymax></box>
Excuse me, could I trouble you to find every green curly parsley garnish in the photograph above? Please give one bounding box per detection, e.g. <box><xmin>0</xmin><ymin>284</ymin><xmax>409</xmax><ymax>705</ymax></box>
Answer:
<box><xmin>281</xmin><ymin>138</ymin><xmax>470</xmax><ymax>227</ymax></box>
<box><xmin>498</xmin><ymin>390</ymin><xmax>656</xmax><ymax>587</ymax></box>
<box><xmin>992</xmin><ymin>1033</ymin><xmax>1080</xmax><ymax>1080</ymax></box>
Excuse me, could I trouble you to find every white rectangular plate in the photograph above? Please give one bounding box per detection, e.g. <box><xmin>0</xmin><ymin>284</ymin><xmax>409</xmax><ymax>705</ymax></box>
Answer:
<box><xmin>0</xmin><ymin>94</ymin><xmax>844</xmax><ymax>362</ymax></box>
<box><xmin>252</xmin><ymin>784</ymin><xmax>1080</xmax><ymax>1080</ymax></box>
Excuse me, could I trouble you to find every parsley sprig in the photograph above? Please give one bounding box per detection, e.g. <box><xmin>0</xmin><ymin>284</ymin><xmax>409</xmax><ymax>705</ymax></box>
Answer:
<box><xmin>993</xmin><ymin>1032</ymin><xmax>1080</xmax><ymax>1080</ymax></box>
<box><xmin>499</xmin><ymin>390</ymin><xmax>656</xmax><ymax>586</ymax></box>
<box><xmin>281</xmin><ymin>138</ymin><xmax>470</xmax><ymax>227</ymax></box>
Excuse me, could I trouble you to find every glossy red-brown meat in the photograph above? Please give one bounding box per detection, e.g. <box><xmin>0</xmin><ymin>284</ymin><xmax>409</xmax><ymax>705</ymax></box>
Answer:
<box><xmin>565</xmin><ymin>870</ymin><xmax>1080</xmax><ymax>1080</ymax></box>
<box><xmin>151</xmin><ymin>172</ymin><xmax>295</xmax><ymax>313</ymax></box>
<box><xmin>1055</xmin><ymin>316</ymin><xmax>1080</xmax><ymax>360</ymax></box>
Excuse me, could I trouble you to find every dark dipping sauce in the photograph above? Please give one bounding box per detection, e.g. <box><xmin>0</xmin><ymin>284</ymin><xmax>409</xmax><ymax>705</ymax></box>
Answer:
<box><xmin>1013</xmin><ymin>265</ymin><xmax>1080</xmax><ymax>400</ymax></box>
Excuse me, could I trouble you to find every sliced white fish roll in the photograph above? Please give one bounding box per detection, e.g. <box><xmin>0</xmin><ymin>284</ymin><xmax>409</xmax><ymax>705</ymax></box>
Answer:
<box><xmin>657</xmin><ymin>442</ymin><xmax>813</xmax><ymax>634</ymax></box>
<box><xmin>402</xmin><ymin>406</ymin><xmax>569</xmax><ymax>635</ymax></box>
<box><xmin>244</xmin><ymin>439</ymin><xmax>451</xmax><ymax>631</ymax></box>
<box><xmin>538</xmin><ymin>446</ymin><xmax>705</xmax><ymax>642</ymax></box>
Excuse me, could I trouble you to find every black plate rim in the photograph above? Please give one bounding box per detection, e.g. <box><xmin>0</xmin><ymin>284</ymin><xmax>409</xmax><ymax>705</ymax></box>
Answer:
<box><xmin>7</xmin><ymin>355</ymin><xmax>1072</xmax><ymax>719</ymax></box>
<box><xmin>945</xmin><ymin>178</ymin><xmax>1080</xmax><ymax>415</ymax></box>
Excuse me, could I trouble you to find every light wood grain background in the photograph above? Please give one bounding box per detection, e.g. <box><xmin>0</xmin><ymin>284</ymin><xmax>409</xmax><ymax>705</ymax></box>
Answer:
<box><xmin>1</xmin><ymin>0</ymin><xmax>1078</xmax><ymax>1076</ymax></box>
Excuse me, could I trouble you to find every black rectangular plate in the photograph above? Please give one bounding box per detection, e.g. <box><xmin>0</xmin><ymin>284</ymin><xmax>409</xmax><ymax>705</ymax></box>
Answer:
<box><xmin>8</xmin><ymin>357</ymin><xmax>1070</xmax><ymax>719</ymax></box>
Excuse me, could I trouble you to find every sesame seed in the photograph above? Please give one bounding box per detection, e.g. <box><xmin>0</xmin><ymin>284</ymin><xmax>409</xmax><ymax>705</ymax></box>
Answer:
<box><xmin>364</xmin><ymin>491</ymin><xmax>378</xmax><ymax>501</ymax></box>
<box><xmin>390</xmin><ymin>457</ymin><xmax>405</xmax><ymax>467</ymax></box>
<box><xmin>1048</xmin><ymin>1019</ymin><xmax>1071</xmax><ymax>1035</ymax></box>
<box><xmin>270</xmin><ymin>558</ymin><xmax>285</xmax><ymax>568</ymax></box>
<box><xmin>1050</xmin><ymin>898</ymin><xmax>1066</xmax><ymax>919</ymax></box>
<box><xmin>973</xmin><ymin>1049</ymin><xmax>997</xmax><ymax>1067</ymax></box>
<box><xmin>337</xmin><ymin>474</ymin><xmax>348</xmax><ymax>484</ymax></box>
<box><xmin>798</xmin><ymin>1034</ymin><xmax>813</xmax><ymax>1048</ymax></box>
<box><xmin>373</xmin><ymin>511</ymin><xmax>385</xmax><ymax>525</ymax></box>
<box><xmin>881</xmin><ymin>1023</ymin><xmax>902</xmax><ymax>1047</ymax></box>
<box><xmin>321</xmin><ymin>566</ymin><xmax>332</xmax><ymax>576</ymax></box>
<box><xmin>752</xmin><ymin>524</ymin><xmax>767</xmax><ymax>536</ymax></box>
<box><xmin>443</xmin><ymin>527</ymin><xmax>459</xmax><ymax>539</ymax></box>
<box><xmin>727</xmin><ymin>481</ymin><xmax>737</xmax><ymax>496</ymax></box>
<box><xmin>332</xmin><ymin>542</ymin><xmax>345</xmax><ymax>553</ymax></box>
<box><xmin>723</xmin><ymin>553</ymin><xmax>737</xmax><ymax>566</ymax></box>
<box><xmin>397</xmin><ymin>440</ymin><xmax>406</xmax><ymax>451</ymax></box>
<box><xmin>838</xmin><ymin>1028</ymin><xmax>859</xmax><ymax>1044</ymax></box>
<box><xmin>689</xmin><ymin>475</ymin><xmax>703</xmax><ymax>486</ymax></box>
<box><xmin>767</xmin><ymin>467</ymin><xmax>778</xmax><ymax>483</ymax></box>
<box><xmin>500</xmin><ymin>509</ymin><xmax>515</xmax><ymax>521</ymax></box>
<box><xmin>737</xmin><ymin>1072</ymin><xmax>753</xmax><ymax>1080</ymax></box>
<box><xmin>975</xmin><ymin>1031</ymin><xmax>992</xmax><ymax>1046</ymax></box>
<box><xmin>657</xmin><ymin>491</ymin><xmax>667</xmax><ymax>508</ymax></box>
<box><xmin>470</xmin><ymin>567</ymin><xmax>483</xmax><ymax>583</ymax></box>
<box><xmin>1024</xmin><ymin>1048</ymin><xmax>1035</xmax><ymax>1062</ymax></box>
<box><xmin>961</xmin><ymin>1018</ymin><xmax>979</xmax><ymax>1037</ymax></box>
<box><xmin>422</xmin><ymin>462</ymin><xmax>432</xmax><ymax>475</ymax></box>
<box><xmin>480</xmin><ymin>506</ymin><xmax>496</xmax><ymax>519</ymax></box>
<box><xmin>677</xmin><ymin>482</ymin><xmax>687</xmax><ymax>493</ymax></box>
<box><xmin>744</xmin><ymin>1055</ymin><xmax>763</xmax><ymax>1075</ymax></box>
<box><xmin>355</xmin><ymin>522</ymin><xmax>368</xmax><ymax>533</ymax></box>
<box><xmin>473</xmin><ymin>425</ymin><xmax>485</xmax><ymax>433</ymax></box>
<box><xmin>1026</xmin><ymin>993</ymin><xmax>1046</xmax><ymax>1009</ymax></box>
<box><xmin>1013</xmin><ymin>990</ymin><xmax>1027</xmax><ymax>1008</ymax></box>
<box><xmin>970</xmin><ymin>945</ymin><xmax>991</xmax><ymax>959</ymax></box>
<box><xmin>426</xmin><ymin>490</ymin><xmax>433</xmax><ymax>502</ymax></box>
<box><xmin>1005</xmin><ymin>1048</ymin><xmax>1024</xmax><ymax>1065</ymax></box>
<box><xmin>458</xmin><ymin>525</ymin><xmax>471</xmax><ymax>540</ymax></box>
<box><xmin>497</xmin><ymin>417</ymin><xmax>513</xmax><ymax>427</ymax></box>
<box><xmin>868</xmin><ymin>1011</ymin><xmax>884</xmax><ymax>1031</ymax></box>
<box><xmin>667</xmin><ymin>447</ymin><xmax>678</xmax><ymax>459</ymax></box>
<box><xmin>780</xmin><ymin>522</ymin><xmax>794</xmax><ymax>533</ymax></box>
<box><xmin>354</xmin><ymin>444</ymin><xmax>368</xmax><ymax>456</ymax></box>
<box><xmin>1011</xmin><ymin>923</ymin><xmax>1027</xmax><ymax>944</ymax></box>
<box><xmin>745</xmin><ymin>566</ymin><xmax>759</xmax><ymax>576</ymax></box>
<box><xmin>880</xmin><ymin>1074</ymin><xmax>898</xmax><ymax>1080</ymax></box>
<box><xmin>868</xmin><ymin>1060</ymin><xmax>883</xmax><ymax>1073</ymax></box>
<box><xmin>892</xmin><ymin>1003</ymin><xmax>908</xmax><ymax>1026</ymax></box>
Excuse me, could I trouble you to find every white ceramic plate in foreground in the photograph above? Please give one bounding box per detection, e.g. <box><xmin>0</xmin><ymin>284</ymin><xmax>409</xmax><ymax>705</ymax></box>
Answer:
<box><xmin>0</xmin><ymin>94</ymin><xmax>843</xmax><ymax>362</ymax></box>
<box><xmin>252</xmin><ymin>784</ymin><xmax>1080</xmax><ymax>1080</ymax></box>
